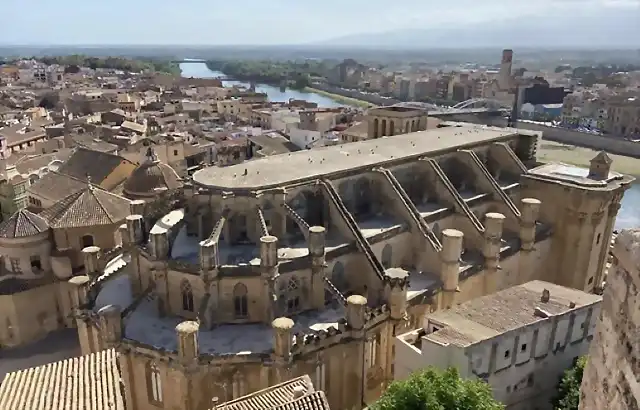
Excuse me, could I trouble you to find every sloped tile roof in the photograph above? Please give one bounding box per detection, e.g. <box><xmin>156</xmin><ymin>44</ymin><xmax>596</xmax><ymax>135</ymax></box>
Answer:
<box><xmin>28</xmin><ymin>171</ymin><xmax>91</xmax><ymax>203</ymax></box>
<box><xmin>57</xmin><ymin>147</ymin><xmax>135</xmax><ymax>185</ymax></box>
<box><xmin>39</xmin><ymin>184</ymin><xmax>130</xmax><ymax>229</ymax></box>
<box><xmin>0</xmin><ymin>348</ymin><xmax>125</xmax><ymax>410</ymax></box>
<box><xmin>0</xmin><ymin>209</ymin><xmax>49</xmax><ymax>238</ymax></box>
<box><xmin>216</xmin><ymin>375</ymin><xmax>330</xmax><ymax>410</ymax></box>
<box><xmin>123</xmin><ymin>160</ymin><xmax>182</xmax><ymax>197</ymax></box>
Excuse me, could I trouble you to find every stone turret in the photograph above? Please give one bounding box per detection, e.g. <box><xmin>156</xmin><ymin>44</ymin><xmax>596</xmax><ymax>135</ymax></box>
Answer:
<box><xmin>150</xmin><ymin>231</ymin><xmax>169</xmax><ymax>260</ymax></box>
<box><xmin>261</xmin><ymin>235</ymin><xmax>279</xmax><ymax>322</ymax></box>
<box><xmin>520</xmin><ymin>198</ymin><xmax>541</xmax><ymax>251</ymax></box>
<box><xmin>440</xmin><ymin>229</ymin><xmax>463</xmax><ymax>309</ymax></box>
<box><xmin>176</xmin><ymin>321</ymin><xmax>200</xmax><ymax>366</ymax></box>
<box><xmin>346</xmin><ymin>295</ymin><xmax>367</xmax><ymax>330</ymax></box>
<box><xmin>68</xmin><ymin>275</ymin><xmax>92</xmax><ymax>354</ymax></box>
<box><xmin>129</xmin><ymin>199</ymin><xmax>146</xmax><ymax>215</ymax></box>
<box><xmin>483</xmin><ymin>213</ymin><xmax>505</xmax><ymax>271</ymax></box>
<box><xmin>272</xmin><ymin>317</ymin><xmax>294</xmax><ymax>360</ymax></box>
<box><xmin>199</xmin><ymin>238</ymin><xmax>219</xmax><ymax>280</ymax></box>
<box><xmin>82</xmin><ymin>246</ymin><xmax>101</xmax><ymax>278</ymax></box>
<box><xmin>588</xmin><ymin>151</ymin><xmax>612</xmax><ymax>181</ymax></box>
<box><xmin>126</xmin><ymin>214</ymin><xmax>144</xmax><ymax>245</ymax></box>
<box><xmin>383</xmin><ymin>268</ymin><xmax>409</xmax><ymax>320</ymax></box>
<box><xmin>308</xmin><ymin>226</ymin><xmax>326</xmax><ymax>309</ymax></box>
<box><xmin>98</xmin><ymin>304</ymin><xmax>123</xmax><ymax>347</ymax></box>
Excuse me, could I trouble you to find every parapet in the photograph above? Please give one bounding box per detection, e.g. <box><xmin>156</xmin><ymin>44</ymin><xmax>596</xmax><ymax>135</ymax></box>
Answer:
<box><xmin>260</xmin><ymin>235</ymin><xmax>278</xmax><ymax>268</ymax></box>
<box><xmin>82</xmin><ymin>246</ymin><xmax>101</xmax><ymax>278</ymax></box>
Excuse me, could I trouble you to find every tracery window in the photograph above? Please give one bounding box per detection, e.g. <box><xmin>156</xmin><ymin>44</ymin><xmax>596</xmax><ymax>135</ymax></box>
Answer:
<box><xmin>315</xmin><ymin>360</ymin><xmax>326</xmax><ymax>391</ymax></box>
<box><xmin>181</xmin><ymin>280</ymin><xmax>194</xmax><ymax>312</ymax></box>
<box><xmin>147</xmin><ymin>362</ymin><xmax>163</xmax><ymax>404</ymax></box>
<box><xmin>280</xmin><ymin>276</ymin><xmax>301</xmax><ymax>314</ymax></box>
<box><xmin>231</xmin><ymin>372</ymin><xmax>245</xmax><ymax>399</ymax></box>
<box><xmin>233</xmin><ymin>283</ymin><xmax>248</xmax><ymax>318</ymax></box>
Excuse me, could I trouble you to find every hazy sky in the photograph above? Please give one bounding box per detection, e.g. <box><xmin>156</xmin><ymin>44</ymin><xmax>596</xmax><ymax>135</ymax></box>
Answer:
<box><xmin>0</xmin><ymin>0</ymin><xmax>638</xmax><ymax>45</ymax></box>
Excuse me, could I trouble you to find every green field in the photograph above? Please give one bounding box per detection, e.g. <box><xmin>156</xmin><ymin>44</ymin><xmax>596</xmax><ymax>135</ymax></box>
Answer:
<box><xmin>304</xmin><ymin>87</ymin><xmax>375</xmax><ymax>109</ymax></box>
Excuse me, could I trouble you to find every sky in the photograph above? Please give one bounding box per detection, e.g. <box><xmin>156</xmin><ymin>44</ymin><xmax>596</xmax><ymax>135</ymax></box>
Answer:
<box><xmin>0</xmin><ymin>0</ymin><xmax>638</xmax><ymax>45</ymax></box>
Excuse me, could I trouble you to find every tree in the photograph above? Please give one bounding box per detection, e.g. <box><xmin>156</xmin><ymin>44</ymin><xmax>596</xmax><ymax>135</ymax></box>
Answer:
<box><xmin>371</xmin><ymin>367</ymin><xmax>504</xmax><ymax>410</ymax></box>
<box><xmin>552</xmin><ymin>356</ymin><xmax>586</xmax><ymax>410</ymax></box>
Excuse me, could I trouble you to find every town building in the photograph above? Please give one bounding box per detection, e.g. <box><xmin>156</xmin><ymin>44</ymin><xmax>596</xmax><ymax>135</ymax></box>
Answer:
<box><xmin>395</xmin><ymin>280</ymin><xmax>601</xmax><ymax>409</ymax></box>
<box><xmin>605</xmin><ymin>94</ymin><xmax>640</xmax><ymax>137</ymax></box>
<box><xmin>65</xmin><ymin>123</ymin><xmax>630</xmax><ymax>410</ymax></box>
<box><xmin>579</xmin><ymin>229</ymin><xmax>640</xmax><ymax>410</ymax></box>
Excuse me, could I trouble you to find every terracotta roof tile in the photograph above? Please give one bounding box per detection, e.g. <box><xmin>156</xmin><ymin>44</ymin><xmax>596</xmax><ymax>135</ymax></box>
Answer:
<box><xmin>39</xmin><ymin>184</ymin><xmax>130</xmax><ymax>229</ymax></box>
<box><xmin>0</xmin><ymin>209</ymin><xmax>49</xmax><ymax>238</ymax></box>
<box><xmin>0</xmin><ymin>348</ymin><xmax>125</xmax><ymax>410</ymax></box>
<box><xmin>57</xmin><ymin>147</ymin><xmax>135</xmax><ymax>185</ymax></box>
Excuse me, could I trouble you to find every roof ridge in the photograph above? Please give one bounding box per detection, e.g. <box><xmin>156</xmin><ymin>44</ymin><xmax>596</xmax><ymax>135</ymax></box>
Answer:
<box><xmin>91</xmin><ymin>187</ymin><xmax>127</xmax><ymax>223</ymax></box>
<box><xmin>74</xmin><ymin>146</ymin><xmax>136</xmax><ymax>166</ymax></box>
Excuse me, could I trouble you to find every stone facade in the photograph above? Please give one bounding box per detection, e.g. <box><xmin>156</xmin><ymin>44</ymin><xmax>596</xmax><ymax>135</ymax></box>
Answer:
<box><xmin>579</xmin><ymin>229</ymin><xmax>640</xmax><ymax>410</ymax></box>
<box><xmin>69</xmin><ymin>124</ymin><xmax>631</xmax><ymax>410</ymax></box>
<box><xmin>366</xmin><ymin>106</ymin><xmax>428</xmax><ymax>138</ymax></box>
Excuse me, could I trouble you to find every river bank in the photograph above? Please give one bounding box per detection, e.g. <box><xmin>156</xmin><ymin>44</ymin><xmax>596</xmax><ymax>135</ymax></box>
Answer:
<box><xmin>303</xmin><ymin>87</ymin><xmax>375</xmax><ymax>108</ymax></box>
<box><xmin>538</xmin><ymin>140</ymin><xmax>640</xmax><ymax>178</ymax></box>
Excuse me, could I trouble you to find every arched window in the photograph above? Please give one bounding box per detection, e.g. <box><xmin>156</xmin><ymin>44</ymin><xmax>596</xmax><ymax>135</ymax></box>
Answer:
<box><xmin>315</xmin><ymin>360</ymin><xmax>326</xmax><ymax>391</ymax></box>
<box><xmin>331</xmin><ymin>262</ymin><xmax>346</xmax><ymax>289</ymax></box>
<box><xmin>147</xmin><ymin>362</ymin><xmax>163</xmax><ymax>404</ymax></box>
<box><xmin>389</xmin><ymin>120</ymin><xmax>395</xmax><ymax>136</ymax></box>
<box><xmin>373</xmin><ymin>118</ymin><xmax>379</xmax><ymax>138</ymax></box>
<box><xmin>381</xmin><ymin>119</ymin><xmax>387</xmax><ymax>137</ymax></box>
<box><xmin>232</xmin><ymin>372</ymin><xmax>245</xmax><ymax>399</ymax></box>
<box><xmin>283</xmin><ymin>276</ymin><xmax>301</xmax><ymax>314</ymax></box>
<box><xmin>405</xmin><ymin>121</ymin><xmax>410</xmax><ymax>133</ymax></box>
<box><xmin>181</xmin><ymin>280</ymin><xmax>194</xmax><ymax>312</ymax></box>
<box><xmin>81</xmin><ymin>234</ymin><xmax>94</xmax><ymax>248</ymax></box>
<box><xmin>381</xmin><ymin>244</ymin><xmax>392</xmax><ymax>269</ymax></box>
<box><xmin>233</xmin><ymin>283</ymin><xmax>248</xmax><ymax>318</ymax></box>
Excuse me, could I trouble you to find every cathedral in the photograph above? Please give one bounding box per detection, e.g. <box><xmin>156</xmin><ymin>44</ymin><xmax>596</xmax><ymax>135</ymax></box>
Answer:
<box><xmin>4</xmin><ymin>122</ymin><xmax>631</xmax><ymax>410</ymax></box>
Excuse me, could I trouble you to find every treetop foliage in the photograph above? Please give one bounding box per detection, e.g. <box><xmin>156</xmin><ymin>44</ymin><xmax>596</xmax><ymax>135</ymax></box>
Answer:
<box><xmin>552</xmin><ymin>356</ymin><xmax>587</xmax><ymax>410</ymax></box>
<box><xmin>371</xmin><ymin>367</ymin><xmax>504</xmax><ymax>410</ymax></box>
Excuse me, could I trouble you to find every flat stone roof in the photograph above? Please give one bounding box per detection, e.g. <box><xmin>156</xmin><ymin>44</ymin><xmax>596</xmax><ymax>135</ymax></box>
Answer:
<box><xmin>528</xmin><ymin>163</ymin><xmax>625</xmax><ymax>188</ymax></box>
<box><xmin>193</xmin><ymin>126</ymin><xmax>518</xmax><ymax>191</ymax></box>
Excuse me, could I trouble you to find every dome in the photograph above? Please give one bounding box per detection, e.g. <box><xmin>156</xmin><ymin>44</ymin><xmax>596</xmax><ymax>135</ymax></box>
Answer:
<box><xmin>123</xmin><ymin>160</ymin><xmax>183</xmax><ymax>199</ymax></box>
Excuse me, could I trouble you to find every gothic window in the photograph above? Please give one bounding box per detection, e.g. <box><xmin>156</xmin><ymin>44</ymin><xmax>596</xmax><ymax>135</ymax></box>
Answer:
<box><xmin>315</xmin><ymin>360</ymin><xmax>326</xmax><ymax>391</ymax></box>
<box><xmin>381</xmin><ymin>119</ymin><xmax>387</xmax><ymax>137</ymax></box>
<box><xmin>373</xmin><ymin>118</ymin><xmax>379</xmax><ymax>138</ymax></box>
<box><xmin>181</xmin><ymin>280</ymin><xmax>194</xmax><ymax>312</ymax></box>
<box><xmin>81</xmin><ymin>234</ymin><xmax>94</xmax><ymax>248</ymax></box>
<box><xmin>381</xmin><ymin>244</ymin><xmax>392</xmax><ymax>269</ymax></box>
<box><xmin>231</xmin><ymin>372</ymin><xmax>245</xmax><ymax>399</ymax></box>
<box><xmin>10</xmin><ymin>258</ymin><xmax>21</xmax><ymax>274</ymax></box>
<box><xmin>279</xmin><ymin>276</ymin><xmax>302</xmax><ymax>314</ymax></box>
<box><xmin>405</xmin><ymin>121</ymin><xmax>410</xmax><ymax>134</ymax></box>
<box><xmin>366</xmin><ymin>332</ymin><xmax>381</xmax><ymax>369</ymax></box>
<box><xmin>30</xmin><ymin>255</ymin><xmax>42</xmax><ymax>272</ymax></box>
<box><xmin>389</xmin><ymin>120</ymin><xmax>395</xmax><ymax>136</ymax></box>
<box><xmin>147</xmin><ymin>362</ymin><xmax>163</xmax><ymax>404</ymax></box>
<box><xmin>233</xmin><ymin>283</ymin><xmax>248</xmax><ymax>318</ymax></box>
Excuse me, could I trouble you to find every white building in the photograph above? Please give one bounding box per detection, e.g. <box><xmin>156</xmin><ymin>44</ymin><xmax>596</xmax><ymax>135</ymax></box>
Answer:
<box><xmin>395</xmin><ymin>281</ymin><xmax>601</xmax><ymax>410</ymax></box>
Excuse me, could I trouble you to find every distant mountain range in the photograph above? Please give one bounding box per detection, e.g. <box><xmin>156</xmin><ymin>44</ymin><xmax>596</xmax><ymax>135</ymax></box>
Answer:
<box><xmin>316</xmin><ymin>8</ymin><xmax>640</xmax><ymax>49</ymax></box>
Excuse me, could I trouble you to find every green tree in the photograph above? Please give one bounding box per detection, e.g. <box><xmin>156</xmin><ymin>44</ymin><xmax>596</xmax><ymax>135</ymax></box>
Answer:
<box><xmin>371</xmin><ymin>367</ymin><xmax>504</xmax><ymax>410</ymax></box>
<box><xmin>552</xmin><ymin>356</ymin><xmax>586</xmax><ymax>410</ymax></box>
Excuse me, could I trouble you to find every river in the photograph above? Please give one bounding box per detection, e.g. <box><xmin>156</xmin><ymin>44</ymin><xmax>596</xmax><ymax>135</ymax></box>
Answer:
<box><xmin>179</xmin><ymin>61</ymin><xmax>640</xmax><ymax>231</ymax></box>
<box><xmin>179</xmin><ymin>61</ymin><xmax>346</xmax><ymax>108</ymax></box>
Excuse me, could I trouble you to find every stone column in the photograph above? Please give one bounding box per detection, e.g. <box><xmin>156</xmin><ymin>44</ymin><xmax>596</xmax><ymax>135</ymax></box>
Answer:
<box><xmin>126</xmin><ymin>215</ymin><xmax>144</xmax><ymax>245</ymax></box>
<box><xmin>260</xmin><ymin>235</ymin><xmax>278</xmax><ymax>321</ymax></box>
<box><xmin>345</xmin><ymin>295</ymin><xmax>366</xmax><ymax>410</ymax></box>
<box><xmin>82</xmin><ymin>246</ymin><xmax>101</xmax><ymax>279</ymax></box>
<box><xmin>309</xmin><ymin>226</ymin><xmax>326</xmax><ymax>309</ymax></box>
<box><xmin>175</xmin><ymin>321</ymin><xmax>200</xmax><ymax>410</ymax></box>
<box><xmin>129</xmin><ymin>199</ymin><xmax>146</xmax><ymax>216</ymax></box>
<box><xmin>176</xmin><ymin>321</ymin><xmax>200</xmax><ymax>366</ymax></box>
<box><xmin>98</xmin><ymin>305</ymin><xmax>123</xmax><ymax>348</ymax></box>
<box><xmin>199</xmin><ymin>238</ymin><xmax>219</xmax><ymax>282</ymax></box>
<box><xmin>271</xmin><ymin>317</ymin><xmax>294</xmax><ymax>383</ymax></box>
<box><xmin>519</xmin><ymin>198</ymin><xmax>541</xmax><ymax>285</ymax></box>
<box><xmin>150</xmin><ymin>231</ymin><xmax>169</xmax><ymax>261</ymax></box>
<box><xmin>68</xmin><ymin>275</ymin><xmax>93</xmax><ymax>355</ymax></box>
<box><xmin>440</xmin><ymin>229</ymin><xmax>463</xmax><ymax>309</ymax></box>
<box><xmin>483</xmin><ymin>213</ymin><xmax>505</xmax><ymax>293</ymax></box>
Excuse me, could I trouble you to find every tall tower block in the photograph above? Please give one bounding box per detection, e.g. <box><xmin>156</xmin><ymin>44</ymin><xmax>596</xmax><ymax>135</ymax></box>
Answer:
<box><xmin>499</xmin><ymin>49</ymin><xmax>513</xmax><ymax>90</ymax></box>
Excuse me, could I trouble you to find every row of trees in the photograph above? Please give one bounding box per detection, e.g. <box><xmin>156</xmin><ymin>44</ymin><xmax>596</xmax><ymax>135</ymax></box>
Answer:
<box><xmin>371</xmin><ymin>357</ymin><xmax>587</xmax><ymax>410</ymax></box>
<box><xmin>2</xmin><ymin>55</ymin><xmax>181</xmax><ymax>75</ymax></box>
<box><xmin>205</xmin><ymin>59</ymin><xmax>328</xmax><ymax>89</ymax></box>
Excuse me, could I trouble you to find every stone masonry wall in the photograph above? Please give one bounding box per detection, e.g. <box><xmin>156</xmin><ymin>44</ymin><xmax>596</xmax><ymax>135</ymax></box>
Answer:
<box><xmin>579</xmin><ymin>229</ymin><xmax>640</xmax><ymax>410</ymax></box>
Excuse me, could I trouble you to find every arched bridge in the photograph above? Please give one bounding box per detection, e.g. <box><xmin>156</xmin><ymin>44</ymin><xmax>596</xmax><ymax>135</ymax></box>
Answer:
<box><xmin>451</xmin><ymin>98</ymin><xmax>511</xmax><ymax>110</ymax></box>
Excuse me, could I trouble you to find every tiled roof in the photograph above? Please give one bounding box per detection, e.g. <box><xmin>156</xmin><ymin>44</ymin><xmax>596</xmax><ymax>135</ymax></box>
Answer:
<box><xmin>0</xmin><ymin>209</ymin><xmax>49</xmax><ymax>238</ymax></box>
<box><xmin>0</xmin><ymin>348</ymin><xmax>125</xmax><ymax>410</ymax></box>
<box><xmin>216</xmin><ymin>375</ymin><xmax>330</xmax><ymax>410</ymax></box>
<box><xmin>39</xmin><ymin>184</ymin><xmax>130</xmax><ymax>229</ymax></box>
<box><xmin>27</xmin><ymin>171</ymin><xmax>88</xmax><ymax>203</ymax></box>
<box><xmin>57</xmin><ymin>147</ymin><xmax>135</xmax><ymax>185</ymax></box>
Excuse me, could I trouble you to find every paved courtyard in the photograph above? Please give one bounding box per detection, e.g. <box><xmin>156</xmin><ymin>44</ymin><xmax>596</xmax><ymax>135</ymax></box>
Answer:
<box><xmin>0</xmin><ymin>329</ymin><xmax>81</xmax><ymax>381</ymax></box>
